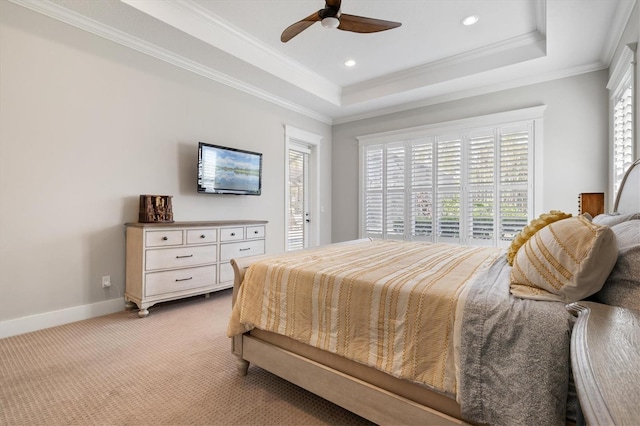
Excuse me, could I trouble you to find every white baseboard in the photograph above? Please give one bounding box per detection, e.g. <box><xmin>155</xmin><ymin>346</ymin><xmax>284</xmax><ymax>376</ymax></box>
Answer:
<box><xmin>0</xmin><ymin>297</ymin><xmax>125</xmax><ymax>339</ymax></box>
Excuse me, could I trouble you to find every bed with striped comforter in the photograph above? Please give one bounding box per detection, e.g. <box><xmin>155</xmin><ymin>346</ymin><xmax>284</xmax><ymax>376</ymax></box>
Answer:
<box><xmin>227</xmin><ymin>238</ymin><xmax>574</xmax><ymax>425</ymax></box>
<box><xmin>227</xmin><ymin>239</ymin><xmax>501</xmax><ymax>396</ymax></box>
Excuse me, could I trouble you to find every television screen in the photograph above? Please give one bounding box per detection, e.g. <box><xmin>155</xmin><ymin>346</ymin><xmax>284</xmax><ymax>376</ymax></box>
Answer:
<box><xmin>197</xmin><ymin>143</ymin><xmax>262</xmax><ymax>195</ymax></box>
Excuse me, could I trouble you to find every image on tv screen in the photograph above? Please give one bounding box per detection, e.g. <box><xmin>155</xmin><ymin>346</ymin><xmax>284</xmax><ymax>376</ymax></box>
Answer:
<box><xmin>199</xmin><ymin>144</ymin><xmax>261</xmax><ymax>194</ymax></box>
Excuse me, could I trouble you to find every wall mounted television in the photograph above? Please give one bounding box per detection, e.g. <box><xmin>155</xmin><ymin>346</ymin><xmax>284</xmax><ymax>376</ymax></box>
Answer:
<box><xmin>197</xmin><ymin>142</ymin><xmax>263</xmax><ymax>195</ymax></box>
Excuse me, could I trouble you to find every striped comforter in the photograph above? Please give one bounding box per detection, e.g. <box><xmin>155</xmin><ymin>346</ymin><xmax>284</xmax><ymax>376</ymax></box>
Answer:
<box><xmin>227</xmin><ymin>239</ymin><xmax>502</xmax><ymax>395</ymax></box>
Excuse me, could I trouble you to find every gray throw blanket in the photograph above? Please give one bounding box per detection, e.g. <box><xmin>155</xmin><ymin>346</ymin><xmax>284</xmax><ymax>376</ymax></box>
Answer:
<box><xmin>459</xmin><ymin>256</ymin><xmax>575</xmax><ymax>426</ymax></box>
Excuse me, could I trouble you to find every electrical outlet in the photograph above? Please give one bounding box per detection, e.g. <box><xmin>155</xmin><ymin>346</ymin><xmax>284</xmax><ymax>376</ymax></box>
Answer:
<box><xmin>101</xmin><ymin>275</ymin><xmax>111</xmax><ymax>288</ymax></box>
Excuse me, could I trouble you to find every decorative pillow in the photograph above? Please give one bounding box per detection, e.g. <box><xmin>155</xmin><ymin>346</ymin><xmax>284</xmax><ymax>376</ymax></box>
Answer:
<box><xmin>510</xmin><ymin>215</ymin><xmax>617</xmax><ymax>303</ymax></box>
<box><xmin>591</xmin><ymin>220</ymin><xmax>640</xmax><ymax>311</ymax></box>
<box><xmin>592</xmin><ymin>212</ymin><xmax>640</xmax><ymax>227</ymax></box>
<box><xmin>506</xmin><ymin>210</ymin><xmax>572</xmax><ymax>265</ymax></box>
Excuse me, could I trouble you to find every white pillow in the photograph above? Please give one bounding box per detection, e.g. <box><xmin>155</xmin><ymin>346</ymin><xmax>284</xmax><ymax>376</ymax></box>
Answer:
<box><xmin>592</xmin><ymin>212</ymin><xmax>640</xmax><ymax>227</ymax></box>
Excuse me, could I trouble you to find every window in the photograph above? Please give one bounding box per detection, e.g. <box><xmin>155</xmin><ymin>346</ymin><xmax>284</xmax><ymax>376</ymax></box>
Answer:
<box><xmin>608</xmin><ymin>44</ymin><xmax>636</xmax><ymax>200</ymax></box>
<box><xmin>359</xmin><ymin>107</ymin><xmax>544</xmax><ymax>247</ymax></box>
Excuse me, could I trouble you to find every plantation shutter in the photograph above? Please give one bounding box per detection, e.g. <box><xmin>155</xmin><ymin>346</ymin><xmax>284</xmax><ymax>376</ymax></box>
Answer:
<box><xmin>363</xmin><ymin>145</ymin><xmax>384</xmax><ymax>238</ymax></box>
<box><xmin>436</xmin><ymin>136</ymin><xmax>462</xmax><ymax>243</ymax></box>
<box><xmin>498</xmin><ymin>125</ymin><xmax>530</xmax><ymax>243</ymax></box>
<box><xmin>287</xmin><ymin>143</ymin><xmax>309</xmax><ymax>251</ymax></box>
<box><xmin>360</xmin><ymin>113</ymin><xmax>537</xmax><ymax>246</ymax></box>
<box><xmin>287</xmin><ymin>149</ymin><xmax>304</xmax><ymax>250</ymax></box>
<box><xmin>613</xmin><ymin>85</ymin><xmax>634</xmax><ymax>196</ymax></box>
<box><xmin>467</xmin><ymin>131</ymin><xmax>496</xmax><ymax>245</ymax></box>
<box><xmin>386</xmin><ymin>143</ymin><xmax>406</xmax><ymax>239</ymax></box>
<box><xmin>410</xmin><ymin>139</ymin><xmax>434</xmax><ymax>239</ymax></box>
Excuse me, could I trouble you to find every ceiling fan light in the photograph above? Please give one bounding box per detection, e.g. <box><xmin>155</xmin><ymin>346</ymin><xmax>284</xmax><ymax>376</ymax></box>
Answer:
<box><xmin>321</xmin><ymin>17</ymin><xmax>340</xmax><ymax>29</ymax></box>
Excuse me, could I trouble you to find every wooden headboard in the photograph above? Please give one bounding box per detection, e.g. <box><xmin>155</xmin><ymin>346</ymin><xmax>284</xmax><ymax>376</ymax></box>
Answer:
<box><xmin>614</xmin><ymin>158</ymin><xmax>640</xmax><ymax>214</ymax></box>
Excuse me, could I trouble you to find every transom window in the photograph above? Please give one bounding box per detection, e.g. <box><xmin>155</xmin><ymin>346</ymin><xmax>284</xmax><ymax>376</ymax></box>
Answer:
<box><xmin>358</xmin><ymin>107</ymin><xmax>544</xmax><ymax>247</ymax></box>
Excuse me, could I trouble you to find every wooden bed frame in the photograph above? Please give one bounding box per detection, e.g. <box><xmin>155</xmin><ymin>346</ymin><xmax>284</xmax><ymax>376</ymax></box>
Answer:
<box><xmin>230</xmin><ymin>159</ymin><xmax>640</xmax><ymax>425</ymax></box>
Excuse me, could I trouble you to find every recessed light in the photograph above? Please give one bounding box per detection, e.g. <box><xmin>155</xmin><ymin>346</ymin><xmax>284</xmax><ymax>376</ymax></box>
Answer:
<box><xmin>462</xmin><ymin>15</ymin><xmax>479</xmax><ymax>26</ymax></box>
<box><xmin>344</xmin><ymin>59</ymin><xmax>356</xmax><ymax>67</ymax></box>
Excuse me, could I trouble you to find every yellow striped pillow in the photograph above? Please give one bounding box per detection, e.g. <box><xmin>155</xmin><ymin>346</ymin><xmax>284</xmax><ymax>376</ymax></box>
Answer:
<box><xmin>506</xmin><ymin>210</ymin><xmax>572</xmax><ymax>265</ymax></box>
<box><xmin>510</xmin><ymin>216</ymin><xmax>618</xmax><ymax>302</ymax></box>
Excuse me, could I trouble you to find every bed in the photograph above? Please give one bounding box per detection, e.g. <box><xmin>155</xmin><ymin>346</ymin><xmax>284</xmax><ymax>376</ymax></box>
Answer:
<box><xmin>228</xmin><ymin>159</ymin><xmax>640</xmax><ymax>426</ymax></box>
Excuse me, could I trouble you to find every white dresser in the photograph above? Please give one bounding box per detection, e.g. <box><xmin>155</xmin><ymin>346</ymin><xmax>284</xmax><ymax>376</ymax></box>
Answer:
<box><xmin>125</xmin><ymin>220</ymin><xmax>267</xmax><ymax>317</ymax></box>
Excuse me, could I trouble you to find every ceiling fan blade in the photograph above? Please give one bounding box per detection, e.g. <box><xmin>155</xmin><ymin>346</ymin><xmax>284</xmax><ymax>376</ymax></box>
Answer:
<box><xmin>281</xmin><ymin>12</ymin><xmax>321</xmax><ymax>42</ymax></box>
<box><xmin>338</xmin><ymin>14</ymin><xmax>402</xmax><ymax>33</ymax></box>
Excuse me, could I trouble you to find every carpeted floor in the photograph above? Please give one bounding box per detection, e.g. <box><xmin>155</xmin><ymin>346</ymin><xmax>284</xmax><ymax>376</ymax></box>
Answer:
<box><xmin>0</xmin><ymin>290</ymin><xmax>373</xmax><ymax>425</ymax></box>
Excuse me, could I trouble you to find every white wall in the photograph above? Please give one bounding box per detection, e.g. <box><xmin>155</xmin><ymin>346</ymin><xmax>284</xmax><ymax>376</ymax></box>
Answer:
<box><xmin>331</xmin><ymin>70</ymin><xmax>610</xmax><ymax>243</ymax></box>
<box><xmin>0</xmin><ymin>1</ymin><xmax>331</xmax><ymax>333</ymax></box>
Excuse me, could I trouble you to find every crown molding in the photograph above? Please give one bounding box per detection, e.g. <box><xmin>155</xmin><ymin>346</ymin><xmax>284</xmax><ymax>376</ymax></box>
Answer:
<box><xmin>334</xmin><ymin>61</ymin><xmax>606</xmax><ymax>125</ymax></box>
<box><xmin>9</xmin><ymin>0</ymin><xmax>333</xmax><ymax>125</ymax></box>
<box><xmin>120</xmin><ymin>0</ymin><xmax>342</xmax><ymax>106</ymax></box>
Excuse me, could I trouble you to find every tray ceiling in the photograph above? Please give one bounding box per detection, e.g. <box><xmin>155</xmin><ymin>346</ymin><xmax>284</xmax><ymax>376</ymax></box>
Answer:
<box><xmin>11</xmin><ymin>0</ymin><xmax>636</xmax><ymax>123</ymax></box>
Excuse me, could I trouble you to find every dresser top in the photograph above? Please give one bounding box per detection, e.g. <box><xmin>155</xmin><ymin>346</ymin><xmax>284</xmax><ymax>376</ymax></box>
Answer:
<box><xmin>125</xmin><ymin>220</ymin><xmax>268</xmax><ymax>228</ymax></box>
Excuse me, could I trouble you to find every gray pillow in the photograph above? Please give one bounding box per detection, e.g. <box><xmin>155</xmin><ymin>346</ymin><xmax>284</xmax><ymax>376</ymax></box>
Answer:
<box><xmin>592</xmin><ymin>220</ymin><xmax>640</xmax><ymax>311</ymax></box>
<box><xmin>592</xmin><ymin>212</ymin><xmax>640</xmax><ymax>227</ymax></box>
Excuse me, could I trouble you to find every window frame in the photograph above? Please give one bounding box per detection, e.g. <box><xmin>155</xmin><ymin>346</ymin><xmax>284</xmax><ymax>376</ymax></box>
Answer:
<box><xmin>357</xmin><ymin>106</ymin><xmax>545</xmax><ymax>246</ymax></box>
<box><xmin>607</xmin><ymin>43</ymin><xmax>636</xmax><ymax>207</ymax></box>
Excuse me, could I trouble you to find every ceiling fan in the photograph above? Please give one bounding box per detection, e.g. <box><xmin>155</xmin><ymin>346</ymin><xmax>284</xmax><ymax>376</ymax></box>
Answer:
<box><xmin>281</xmin><ymin>0</ymin><xmax>402</xmax><ymax>43</ymax></box>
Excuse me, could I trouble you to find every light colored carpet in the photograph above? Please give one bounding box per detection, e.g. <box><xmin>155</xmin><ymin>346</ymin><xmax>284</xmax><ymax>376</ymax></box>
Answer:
<box><xmin>0</xmin><ymin>290</ymin><xmax>373</xmax><ymax>425</ymax></box>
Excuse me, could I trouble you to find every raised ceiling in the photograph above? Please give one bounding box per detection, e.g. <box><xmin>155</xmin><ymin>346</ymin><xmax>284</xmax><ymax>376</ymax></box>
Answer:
<box><xmin>12</xmin><ymin>0</ymin><xmax>636</xmax><ymax>124</ymax></box>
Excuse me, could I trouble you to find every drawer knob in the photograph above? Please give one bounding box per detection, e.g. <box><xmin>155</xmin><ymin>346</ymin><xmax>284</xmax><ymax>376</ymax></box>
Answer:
<box><xmin>200</xmin><ymin>234</ymin><xmax>206</xmax><ymax>239</ymax></box>
<box><xmin>176</xmin><ymin>254</ymin><xmax>194</xmax><ymax>259</ymax></box>
<box><xmin>254</xmin><ymin>230</ymin><xmax>259</xmax><ymax>234</ymax></box>
<box><xmin>175</xmin><ymin>277</ymin><xmax>193</xmax><ymax>282</ymax></box>
<box><xmin>240</xmin><ymin>248</ymin><xmax>251</xmax><ymax>252</ymax></box>
<box><xmin>230</xmin><ymin>232</ymin><xmax>236</xmax><ymax>236</ymax></box>
<box><xmin>162</xmin><ymin>236</ymin><xmax>168</xmax><ymax>241</ymax></box>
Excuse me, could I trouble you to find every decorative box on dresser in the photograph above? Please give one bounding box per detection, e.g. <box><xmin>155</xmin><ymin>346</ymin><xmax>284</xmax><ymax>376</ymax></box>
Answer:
<box><xmin>125</xmin><ymin>220</ymin><xmax>267</xmax><ymax>317</ymax></box>
<box><xmin>578</xmin><ymin>192</ymin><xmax>604</xmax><ymax>217</ymax></box>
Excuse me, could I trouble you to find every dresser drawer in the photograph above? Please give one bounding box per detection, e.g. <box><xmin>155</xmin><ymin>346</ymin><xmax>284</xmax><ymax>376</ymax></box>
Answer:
<box><xmin>145</xmin><ymin>265</ymin><xmax>216</xmax><ymax>297</ymax></box>
<box><xmin>246</xmin><ymin>225</ymin><xmax>265</xmax><ymax>239</ymax></box>
<box><xmin>145</xmin><ymin>230</ymin><xmax>183</xmax><ymax>247</ymax></box>
<box><xmin>220</xmin><ymin>227</ymin><xmax>244</xmax><ymax>241</ymax></box>
<box><xmin>220</xmin><ymin>239</ymin><xmax>265</xmax><ymax>261</ymax></box>
<box><xmin>145</xmin><ymin>245</ymin><xmax>217</xmax><ymax>271</ymax></box>
<box><xmin>219</xmin><ymin>262</ymin><xmax>234</xmax><ymax>283</ymax></box>
<box><xmin>186</xmin><ymin>228</ymin><xmax>217</xmax><ymax>245</ymax></box>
